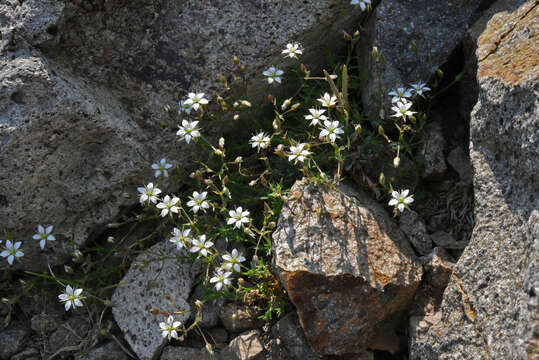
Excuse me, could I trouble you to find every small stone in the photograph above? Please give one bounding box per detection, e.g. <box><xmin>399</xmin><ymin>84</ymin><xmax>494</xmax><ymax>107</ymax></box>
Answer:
<box><xmin>48</xmin><ymin>317</ymin><xmax>90</xmax><ymax>357</ymax></box>
<box><xmin>220</xmin><ymin>330</ymin><xmax>264</xmax><ymax>360</ymax></box>
<box><xmin>447</xmin><ymin>147</ymin><xmax>473</xmax><ymax>184</ymax></box>
<box><xmin>207</xmin><ymin>327</ymin><xmax>228</xmax><ymax>347</ymax></box>
<box><xmin>430</xmin><ymin>231</ymin><xmax>467</xmax><ymax>249</ymax></box>
<box><xmin>74</xmin><ymin>341</ymin><xmax>128</xmax><ymax>360</ymax></box>
<box><xmin>0</xmin><ymin>325</ymin><xmax>29</xmax><ymax>359</ymax></box>
<box><xmin>271</xmin><ymin>312</ymin><xmax>317</xmax><ymax>360</ymax></box>
<box><xmin>31</xmin><ymin>313</ymin><xmax>61</xmax><ymax>334</ymax></box>
<box><xmin>160</xmin><ymin>346</ymin><xmax>213</xmax><ymax>360</ymax></box>
<box><xmin>399</xmin><ymin>210</ymin><xmax>433</xmax><ymax>255</ymax></box>
<box><xmin>219</xmin><ymin>303</ymin><xmax>262</xmax><ymax>333</ymax></box>
<box><xmin>111</xmin><ymin>241</ymin><xmax>200</xmax><ymax>360</ymax></box>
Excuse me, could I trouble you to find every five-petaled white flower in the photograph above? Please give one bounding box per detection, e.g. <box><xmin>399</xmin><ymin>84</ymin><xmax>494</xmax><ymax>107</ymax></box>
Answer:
<box><xmin>318</xmin><ymin>93</ymin><xmax>337</xmax><ymax>108</ymax></box>
<box><xmin>388</xmin><ymin>189</ymin><xmax>414</xmax><ymax>214</ymax></box>
<box><xmin>250</xmin><ymin>132</ymin><xmax>271</xmax><ymax>152</ymax></box>
<box><xmin>159</xmin><ymin>315</ymin><xmax>182</xmax><ymax>340</ymax></box>
<box><xmin>187</xmin><ymin>191</ymin><xmax>209</xmax><ymax>214</ymax></box>
<box><xmin>58</xmin><ymin>285</ymin><xmax>84</xmax><ymax>311</ymax></box>
<box><xmin>388</xmin><ymin>87</ymin><xmax>412</xmax><ymax>103</ymax></box>
<box><xmin>176</xmin><ymin>120</ymin><xmax>201</xmax><ymax>144</ymax></box>
<box><xmin>282</xmin><ymin>43</ymin><xmax>303</xmax><ymax>59</ymax></box>
<box><xmin>1</xmin><ymin>240</ymin><xmax>23</xmax><ymax>265</ymax></box>
<box><xmin>227</xmin><ymin>207</ymin><xmax>250</xmax><ymax>229</ymax></box>
<box><xmin>210</xmin><ymin>268</ymin><xmax>232</xmax><ymax>291</ymax></box>
<box><xmin>391</xmin><ymin>100</ymin><xmax>416</xmax><ymax>120</ymax></box>
<box><xmin>262</xmin><ymin>66</ymin><xmax>284</xmax><ymax>84</ymax></box>
<box><xmin>178</xmin><ymin>99</ymin><xmax>192</xmax><ymax>115</ymax></box>
<box><xmin>305</xmin><ymin>108</ymin><xmax>328</xmax><ymax>126</ymax></box>
<box><xmin>184</xmin><ymin>92</ymin><xmax>209</xmax><ymax>111</ymax></box>
<box><xmin>319</xmin><ymin>120</ymin><xmax>344</xmax><ymax>143</ymax></box>
<box><xmin>409</xmin><ymin>82</ymin><xmax>431</xmax><ymax>98</ymax></box>
<box><xmin>350</xmin><ymin>0</ymin><xmax>371</xmax><ymax>11</ymax></box>
<box><xmin>138</xmin><ymin>183</ymin><xmax>162</xmax><ymax>204</ymax></box>
<box><xmin>190</xmin><ymin>235</ymin><xmax>214</xmax><ymax>257</ymax></box>
<box><xmin>288</xmin><ymin>143</ymin><xmax>312</xmax><ymax>164</ymax></box>
<box><xmin>156</xmin><ymin>195</ymin><xmax>180</xmax><ymax>217</ymax></box>
<box><xmin>222</xmin><ymin>248</ymin><xmax>246</xmax><ymax>272</ymax></box>
<box><xmin>152</xmin><ymin>158</ymin><xmax>173</xmax><ymax>178</ymax></box>
<box><xmin>33</xmin><ymin>225</ymin><xmax>55</xmax><ymax>250</ymax></box>
<box><xmin>169</xmin><ymin>228</ymin><xmax>192</xmax><ymax>250</ymax></box>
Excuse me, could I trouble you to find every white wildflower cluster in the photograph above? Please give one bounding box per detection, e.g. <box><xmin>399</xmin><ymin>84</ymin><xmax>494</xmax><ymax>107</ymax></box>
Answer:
<box><xmin>350</xmin><ymin>0</ymin><xmax>371</xmax><ymax>11</ymax></box>
<box><xmin>1</xmin><ymin>224</ymin><xmax>59</xmax><ymax>265</ymax></box>
<box><xmin>388</xmin><ymin>82</ymin><xmax>430</xmax><ymax>121</ymax></box>
<box><xmin>388</xmin><ymin>189</ymin><xmax>414</xmax><ymax>215</ymax></box>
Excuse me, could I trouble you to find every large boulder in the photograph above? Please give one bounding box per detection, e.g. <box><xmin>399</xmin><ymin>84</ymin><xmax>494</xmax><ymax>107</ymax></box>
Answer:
<box><xmin>357</xmin><ymin>0</ymin><xmax>488</xmax><ymax>116</ymax></box>
<box><xmin>0</xmin><ymin>0</ymin><xmax>366</xmax><ymax>270</ymax></box>
<box><xmin>410</xmin><ymin>0</ymin><xmax>539</xmax><ymax>358</ymax></box>
<box><xmin>272</xmin><ymin>180</ymin><xmax>423</xmax><ymax>356</ymax></box>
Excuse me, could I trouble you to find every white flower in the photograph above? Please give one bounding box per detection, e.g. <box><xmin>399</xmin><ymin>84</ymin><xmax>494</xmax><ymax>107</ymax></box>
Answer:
<box><xmin>388</xmin><ymin>189</ymin><xmax>414</xmax><ymax>214</ymax></box>
<box><xmin>58</xmin><ymin>285</ymin><xmax>84</xmax><ymax>311</ymax></box>
<box><xmin>190</xmin><ymin>235</ymin><xmax>214</xmax><ymax>257</ymax></box>
<box><xmin>222</xmin><ymin>248</ymin><xmax>246</xmax><ymax>272</ymax></box>
<box><xmin>262</xmin><ymin>66</ymin><xmax>284</xmax><ymax>84</ymax></box>
<box><xmin>250</xmin><ymin>132</ymin><xmax>271</xmax><ymax>152</ymax></box>
<box><xmin>33</xmin><ymin>225</ymin><xmax>55</xmax><ymax>250</ymax></box>
<box><xmin>409</xmin><ymin>82</ymin><xmax>431</xmax><ymax>98</ymax></box>
<box><xmin>350</xmin><ymin>0</ymin><xmax>371</xmax><ymax>11</ymax></box>
<box><xmin>169</xmin><ymin>228</ymin><xmax>192</xmax><ymax>250</ymax></box>
<box><xmin>391</xmin><ymin>99</ymin><xmax>416</xmax><ymax>120</ymax></box>
<box><xmin>184</xmin><ymin>92</ymin><xmax>209</xmax><ymax>111</ymax></box>
<box><xmin>288</xmin><ymin>143</ymin><xmax>312</xmax><ymax>164</ymax></box>
<box><xmin>388</xmin><ymin>87</ymin><xmax>412</xmax><ymax>103</ymax></box>
<box><xmin>282</xmin><ymin>43</ymin><xmax>303</xmax><ymax>59</ymax></box>
<box><xmin>1</xmin><ymin>240</ymin><xmax>23</xmax><ymax>265</ymax></box>
<box><xmin>304</xmin><ymin>108</ymin><xmax>327</xmax><ymax>126</ymax></box>
<box><xmin>209</xmin><ymin>268</ymin><xmax>232</xmax><ymax>291</ymax></box>
<box><xmin>152</xmin><ymin>158</ymin><xmax>173</xmax><ymax>178</ymax></box>
<box><xmin>187</xmin><ymin>191</ymin><xmax>209</xmax><ymax>214</ymax></box>
<box><xmin>159</xmin><ymin>315</ymin><xmax>182</xmax><ymax>340</ymax></box>
<box><xmin>137</xmin><ymin>183</ymin><xmax>162</xmax><ymax>204</ymax></box>
<box><xmin>178</xmin><ymin>99</ymin><xmax>192</xmax><ymax>115</ymax></box>
<box><xmin>176</xmin><ymin>120</ymin><xmax>201</xmax><ymax>144</ymax></box>
<box><xmin>227</xmin><ymin>207</ymin><xmax>250</xmax><ymax>229</ymax></box>
<box><xmin>318</xmin><ymin>92</ymin><xmax>337</xmax><ymax>108</ymax></box>
<box><xmin>156</xmin><ymin>195</ymin><xmax>180</xmax><ymax>217</ymax></box>
<box><xmin>319</xmin><ymin>120</ymin><xmax>344</xmax><ymax>143</ymax></box>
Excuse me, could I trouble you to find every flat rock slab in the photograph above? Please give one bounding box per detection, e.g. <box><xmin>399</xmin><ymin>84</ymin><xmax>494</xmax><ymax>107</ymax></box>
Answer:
<box><xmin>112</xmin><ymin>241</ymin><xmax>200</xmax><ymax>360</ymax></box>
<box><xmin>272</xmin><ymin>180</ymin><xmax>423</xmax><ymax>356</ymax></box>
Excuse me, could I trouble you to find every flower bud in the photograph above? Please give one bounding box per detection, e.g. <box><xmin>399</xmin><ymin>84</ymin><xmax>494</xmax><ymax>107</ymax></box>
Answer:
<box><xmin>281</xmin><ymin>98</ymin><xmax>291</xmax><ymax>111</ymax></box>
<box><xmin>249</xmin><ymin>180</ymin><xmax>257</xmax><ymax>187</ymax></box>
<box><xmin>240</xmin><ymin>65</ymin><xmax>246</xmax><ymax>72</ymax></box>
<box><xmin>372</xmin><ymin>46</ymin><xmax>378</xmax><ymax>62</ymax></box>
<box><xmin>233</xmin><ymin>55</ymin><xmax>239</xmax><ymax>65</ymax></box>
<box><xmin>234</xmin><ymin>156</ymin><xmax>243</xmax><ymax>163</ymax></box>
<box><xmin>233</xmin><ymin>101</ymin><xmax>239</xmax><ymax>108</ymax></box>
<box><xmin>151</xmin><ymin>307</ymin><xmax>160</xmax><ymax>315</ymax></box>
<box><xmin>379</xmin><ymin>172</ymin><xmax>386</xmax><ymax>186</ymax></box>
<box><xmin>107</xmin><ymin>236</ymin><xmax>115</xmax><ymax>243</ymax></box>
<box><xmin>343</xmin><ymin>31</ymin><xmax>351</xmax><ymax>41</ymax></box>
<box><xmin>214</xmin><ymin>149</ymin><xmax>223</xmax><ymax>156</ymax></box>
<box><xmin>233</xmin><ymin>114</ymin><xmax>240</xmax><ymax>121</ymax></box>
<box><xmin>291</xmin><ymin>103</ymin><xmax>301</xmax><ymax>111</ymax></box>
<box><xmin>393</xmin><ymin>157</ymin><xmax>401</xmax><ymax>168</ymax></box>
<box><xmin>64</xmin><ymin>265</ymin><xmax>73</xmax><ymax>273</ymax></box>
<box><xmin>219</xmin><ymin>137</ymin><xmax>225</xmax><ymax>149</ymax></box>
<box><xmin>205</xmin><ymin>343</ymin><xmax>214</xmax><ymax>355</ymax></box>
<box><xmin>353</xmin><ymin>30</ymin><xmax>360</xmax><ymax>38</ymax></box>
<box><xmin>354</xmin><ymin>124</ymin><xmax>362</xmax><ymax>136</ymax></box>
<box><xmin>240</xmin><ymin>100</ymin><xmax>251</xmax><ymax>108</ymax></box>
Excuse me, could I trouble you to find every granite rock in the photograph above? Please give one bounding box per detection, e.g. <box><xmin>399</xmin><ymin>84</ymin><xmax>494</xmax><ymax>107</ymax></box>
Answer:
<box><xmin>74</xmin><ymin>341</ymin><xmax>129</xmax><ymax>360</ymax></box>
<box><xmin>220</xmin><ymin>330</ymin><xmax>264</xmax><ymax>360</ymax></box>
<box><xmin>399</xmin><ymin>210</ymin><xmax>433</xmax><ymax>255</ymax></box>
<box><xmin>0</xmin><ymin>325</ymin><xmax>29</xmax><ymax>360</ymax></box>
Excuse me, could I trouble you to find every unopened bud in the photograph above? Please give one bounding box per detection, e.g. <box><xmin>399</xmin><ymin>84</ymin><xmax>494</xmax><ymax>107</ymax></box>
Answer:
<box><xmin>107</xmin><ymin>236</ymin><xmax>115</xmax><ymax>243</ymax></box>
<box><xmin>355</xmin><ymin>124</ymin><xmax>362</xmax><ymax>136</ymax></box>
<box><xmin>195</xmin><ymin>299</ymin><xmax>203</xmax><ymax>308</ymax></box>
<box><xmin>205</xmin><ymin>343</ymin><xmax>214</xmax><ymax>355</ymax></box>
<box><xmin>393</xmin><ymin>157</ymin><xmax>401</xmax><ymax>168</ymax></box>
<box><xmin>281</xmin><ymin>98</ymin><xmax>291</xmax><ymax>111</ymax></box>
<box><xmin>151</xmin><ymin>307</ymin><xmax>160</xmax><ymax>315</ymax></box>
<box><xmin>220</xmin><ymin>75</ymin><xmax>226</xmax><ymax>84</ymax></box>
<box><xmin>379</xmin><ymin>172</ymin><xmax>386</xmax><ymax>186</ymax></box>
<box><xmin>204</xmin><ymin>179</ymin><xmax>213</xmax><ymax>185</ymax></box>
<box><xmin>214</xmin><ymin>149</ymin><xmax>223</xmax><ymax>156</ymax></box>
<box><xmin>353</xmin><ymin>30</ymin><xmax>360</xmax><ymax>38</ymax></box>
<box><xmin>372</xmin><ymin>46</ymin><xmax>378</xmax><ymax>62</ymax></box>
<box><xmin>233</xmin><ymin>101</ymin><xmax>239</xmax><ymax>108</ymax></box>
<box><xmin>234</xmin><ymin>156</ymin><xmax>243</xmax><ymax>163</ymax></box>
<box><xmin>436</xmin><ymin>68</ymin><xmax>444</xmax><ymax>77</ymax></box>
<box><xmin>164</xmin><ymin>105</ymin><xmax>172</xmax><ymax>113</ymax></box>
<box><xmin>164</xmin><ymin>294</ymin><xmax>171</xmax><ymax>300</ymax></box>
<box><xmin>249</xmin><ymin>180</ymin><xmax>257</xmax><ymax>187</ymax></box>
<box><xmin>240</xmin><ymin>100</ymin><xmax>251</xmax><ymax>108</ymax></box>
<box><xmin>268</xmin><ymin>94</ymin><xmax>273</xmax><ymax>103</ymax></box>
<box><xmin>64</xmin><ymin>265</ymin><xmax>73</xmax><ymax>273</ymax></box>
<box><xmin>272</xmin><ymin>118</ymin><xmax>280</xmax><ymax>130</ymax></box>
<box><xmin>269</xmin><ymin>221</ymin><xmax>276</xmax><ymax>229</ymax></box>
<box><xmin>233</xmin><ymin>114</ymin><xmax>240</xmax><ymax>121</ymax></box>
<box><xmin>219</xmin><ymin>137</ymin><xmax>225</xmax><ymax>149</ymax></box>
<box><xmin>233</xmin><ymin>55</ymin><xmax>239</xmax><ymax>65</ymax></box>
<box><xmin>291</xmin><ymin>103</ymin><xmax>301</xmax><ymax>111</ymax></box>
<box><xmin>240</xmin><ymin>65</ymin><xmax>246</xmax><ymax>72</ymax></box>
<box><xmin>343</xmin><ymin>31</ymin><xmax>351</xmax><ymax>41</ymax></box>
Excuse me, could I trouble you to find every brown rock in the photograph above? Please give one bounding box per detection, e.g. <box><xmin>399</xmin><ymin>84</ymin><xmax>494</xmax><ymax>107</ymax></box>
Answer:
<box><xmin>219</xmin><ymin>303</ymin><xmax>262</xmax><ymax>333</ymax></box>
<box><xmin>272</xmin><ymin>180</ymin><xmax>423</xmax><ymax>356</ymax></box>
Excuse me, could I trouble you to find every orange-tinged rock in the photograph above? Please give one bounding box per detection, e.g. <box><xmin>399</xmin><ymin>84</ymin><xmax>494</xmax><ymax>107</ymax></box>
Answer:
<box><xmin>272</xmin><ymin>180</ymin><xmax>423</xmax><ymax>356</ymax></box>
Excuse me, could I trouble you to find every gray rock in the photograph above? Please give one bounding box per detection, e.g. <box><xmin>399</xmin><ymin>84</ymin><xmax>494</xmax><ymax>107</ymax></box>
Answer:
<box><xmin>220</xmin><ymin>330</ymin><xmax>264</xmax><ymax>360</ymax></box>
<box><xmin>447</xmin><ymin>147</ymin><xmax>474</xmax><ymax>184</ymax></box>
<box><xmin>208</xmin><ymin>327</ymin><xmax>228</xmax><ymax>349</ymax></box>
<box><xmin>422</xmin><ymin>121</ymin><xmax>447</xmax><ymax>180</ymax></box>
<box><xmin>0</xmin><ymin>325</ymin><xmax>29</xmax><ymax>360</ymax></box>
<box><xmin>219</xmin><ymin>303</ymin><xmax>262</xmax><ymax>334</ymax></box>
<box><xmin>430</xmin><ymin>231</ymin><xmax>467</xmax><ymax>250</ymax></box>
<box><xmin>399</xmin><ymin>210</ymin><xmax>433</xmax><ymax>255</ymax></box>
<box><xmin>48</xmin><ymin>317</ymin><xmax>90</xmax><ymax>358</ymax></box>
<box><xmin>410</xmin><ymin>1</ymin><xmax>539</xmax><ymax>359</ymax></box>
<box><xmin>74</xmin><ymin>341</ymin><xmax>128</xmax><ymax>360</ymax></box>
<box><xmin>160</xmin><ymin>346</ymin><xmax>213</xmax><ymax>360</ymax></box>
<box><xmin>272</xmin><ymin>180</ymin><xmax>423</xmax><ymax>356</ymax></box>
<box><xmin>0</xmin><ymin>0</ymin><xmax>365</xmax><ymax>271</ymax></box>
<box><xmin>189</xmin><ymin>284</ymin><xmax>224</xmax><ymax>328</ymax></box>
<box><xmin>31</xmin><ymin>313</ymin><xmax>61</xmax><ymax>334</ymax></box>
<box><xmin>10</xmin><ymin>347</ymin><xmax>40</xmax><ymax>360</ymax></box>
<box><xmin>271</xmin><ymin>313</ymin><xmax>317</xmax><ymax>360</ymax></box>
<box><xmin>111</xmin><ymin>241</ymin><xmax>200</xmax><ymax>360</ymax></box>
<box><xmin>357</xmin><ymin>0</ymin><xmax>486</xmax><ymax>116</ymax></box>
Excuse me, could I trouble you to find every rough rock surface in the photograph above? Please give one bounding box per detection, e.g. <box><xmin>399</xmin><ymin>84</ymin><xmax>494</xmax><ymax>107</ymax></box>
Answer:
<box><xmin>74</xmin><ymin>341</ymin><xmax>129</xmax><ymax>360</ymax></box>
<box><xmin>399</xmin><ymin>210</ymin><xmax>433</xmax><ymax>255</ymax></box>
<box><xmin>410</xmin><ymin>0</ymin><xmax>539</xmax><ymax>358</ymax></box>
<box><xmin>272</xmin><ymin>180</ymin><xmax>423</xmax><ymax>356</ymax></box>
<box><xmin>219</xmin><ymin>303</ymin><xmax>262</xmax><ymax>334</ymax></box>
<box><xmin>0</xmin><ymin>0</ymin><xmax>364</xmax><ymax>270</ymax></box>
<box><xmin>112</xmin><ymin>241</ymin><xmax>200</xmax><ymax>360</ymax></box>
<box><xmin>271</xmin><ymin>312</ymin><xmax>317</xmax><ymax>360</ymax></box>
<box><xmin>0</xmin><ymin>325</ymin><xmax>29</xmax><ymax>360</ymax></box>
<box><xmin>357</xmin><ymin>0</ymin><xmax>487</xmax><ymax>115</ymax></box>
<box><xmin>160</xmin><ymin>346</ymin><xmax>213</xmax><ymax>360</ymax></box>
<box><xmin>220</xmin><ymin>330</ymin><xmax>264</xmax><ymax>360</ymax></box>
<box><xmin>422</xmin><ymin>121</ymin><xmax>447</xmax><ymax>180</ymax></box>
<box><xmin>48</xmin><ymin>316</ymin><xmax>91</xmax><ymax>358</ymax></box>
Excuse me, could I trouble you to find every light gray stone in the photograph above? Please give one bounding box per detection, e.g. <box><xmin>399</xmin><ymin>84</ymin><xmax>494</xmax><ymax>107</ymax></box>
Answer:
<box><xmin>357</xmin><ymin>0</ymin><xmax>486</xmax><ymax>116</ymax></box>
<box><xmin>111</xmin><ymin>241</ymin><xmax>200</xmax><ymax>360</ymax></box>
<box><xmin>0</xmin><ymin>325</ymin><xmax>29</xmax><ymax>360</ymax></box>
<box><xmin>74</xmin><ymin>341</ymin><xmax>128</xmax><ymax>360</ymax></box>
<box><xmin>272</xmin><ymin>180</ymin><xmax>423</xmax><ymax>356</ymax></box>
<box><xmin>399</xmin><ymin>210</ymin><xmax>433</xmax><ymax>255</ymax></box>
<box><xmin>410</xmin><ymin>1</ymin><xmax>539</xmax><ymax>358</ymax></box>
<box><xmin>447</xmin><ymin>147</ymin><xmax>474</xmax><ymax>184</ymax></box>
<box><xmin>220</xmin><ymin>330</ymin><xmax>264</xmax><ymax>360</ymax></box>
